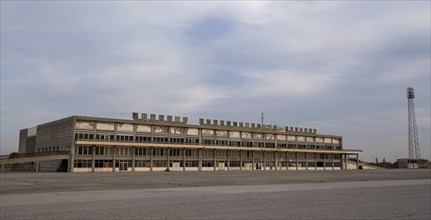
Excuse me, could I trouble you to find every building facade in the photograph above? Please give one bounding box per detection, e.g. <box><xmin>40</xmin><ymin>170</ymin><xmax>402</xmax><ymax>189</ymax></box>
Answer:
<box><xmin>17</xmin><ymin>113</ymin><xmax>362</xmax><ymax>172</ymax></box>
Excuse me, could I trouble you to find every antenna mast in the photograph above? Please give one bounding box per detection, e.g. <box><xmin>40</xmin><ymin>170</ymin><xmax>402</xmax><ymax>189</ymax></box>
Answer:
<box><xmin>407</xmin><ymin>87</ymin><xmax>421</xmax><ymax>159</ymax></box>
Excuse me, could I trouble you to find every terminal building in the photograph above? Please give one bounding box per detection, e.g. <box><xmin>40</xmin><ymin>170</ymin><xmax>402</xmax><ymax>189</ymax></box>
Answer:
<box><xmin>5</xmin><ymin>113</ymin><xmax>362</xmax><ymax>172</ymax></box>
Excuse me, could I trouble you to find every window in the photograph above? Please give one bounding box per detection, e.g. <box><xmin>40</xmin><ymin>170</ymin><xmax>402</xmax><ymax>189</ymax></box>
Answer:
<box><xmin>170</xmin><ymin>138</ymin><xmax>184</xmax><ymax>144</ymax></box>
<box><xmin>75</xmin><ymin>133</ymin><xmax>94</xmax><ymax>140</ymax></box>
<box><xmin>95</xmin><ymin>147</ymin><xmax>110</xmax><ymax>156</ymax></box>
<box><xmin>76</xmin><ymin>146</ymin><xmax>93</xmax><ymax>155</ymax></box>
<box><xmin>242</xmin><ymin>151</ymin><xmax>251</xmax><ymax>158</ymax></box>
<box><xmin>202</xmin><ymin>150</ymin><xmax>214</xmax><ymax>158</ymax></box>
<box><xmin>154</xmin><ymin>137</ymin><xmax>168</xmax><ymax>143</ymax></box>
<box><xmin>229</xmin><ymin>161</ymin><xmax>241</xmax><ymax>167</ymax></box>
<box><xmin>153</xmin><ymin>160</ymin><xmax>167</xmax><ymax>167</ymax></box>
<box><xmin>307</xmin><ymin>145</ymin><xmax>316</xmax><ymax>149</ymax></box>
<box><xmin>95</xmin><ymin>160</ymin><xmax>113</xmax><ymax>168</ymax></box>
<box><xmin>186</xmin><ymin>138</ymin><xmax>199</xmax><ymax>145</ymax></box>
<box><xmin>134</xmin><ymin>160</ymin><xmax>149</xmax><ymax>167</ymax></box>
<box><xmin>204</xmin><ymin>139</ymin><xmax>215</xmax><ymax>145</ymax></box>
<box><xmin>277</xmin><ymin>143</ymin><xmax>287</xmax><ymax>148</ymax></box>
<box><xmin>185</xmin><ymin>161</ymin><xmax>199</xmax><ymax>167</ymax></box>
<box><xmin>216</xmin><ymin>140</ymin><xmax>227</xmax><ymax>146</ymax></box>
<box><xmin>216</xmin><ymin>150</ymin><xmax>226</xmax><ymax>157</ymax></box>
<box><xmin>265</xmin><ymin>143</ymin><xmax>275</xmax><ymax>148</ymax></box>
<box><xmin>170</xmin><ymin>149</ymin><xmax>181</xmax><ymax>156</ymax></box>
<box><xmin>229</xmin><ymin>151</ymin><xmax>239</xmax><ymax>158</ymax></box>
<box><xmin>202</xmin><ymin>161</ymin><xmax>214</xmax><ymax>167</ymax></box>
<box><xmin>185</xmin><ymin>149</ymin><xmax>198</xmax><ymax>157</ymax></box>
<box><xmin>288</xmin><ymin>144</ymin><xmax>296</xmax><ymax>149</ymax></box>
<box><xmin>135</xmin><ymin>147</ymin><xmax>148</xmax><ymax>156</ymax></box>
<box><xmin>117</xmin><ymin>135</ymin><xmax>133</xmax><ymax>142</ymax></box>
<box><xmin>74</xmin><ymin>160</ymin><xmax>91</xmax><ymax>168</ymax></box>
<box><xmin>230</xmin><ymin>141</ymin><xmax>241</xmax><ymax>147</ymax></box>
<box><xmin>116</xmin><ymin>147</ymin><xmax>131</xmax><ymax>156</ymax></box>
<box><xmin>136</xmin><ymin>136</ymin><xmax>151</xmax><ymax>143</ymax></box>
<box><xmin>152</xmin><ymin>148</ymin><xmax>165</xmax><ymax>156</ymax></box>
<box><xmin>242</xmin><ymin>142</ymin><xmax>252</xmax><ymax>147</ymax></box>
<box><xmin>298</xmin><ymin>144</ymin><xmax>306</xmax><ymax>149</ymax></box>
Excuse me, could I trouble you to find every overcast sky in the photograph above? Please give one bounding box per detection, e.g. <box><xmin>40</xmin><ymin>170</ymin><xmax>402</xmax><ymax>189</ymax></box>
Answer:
<box><xmin>1</xmin><ymin>2</ymin><xmax>430</xmax><ymax>162</ymax></box>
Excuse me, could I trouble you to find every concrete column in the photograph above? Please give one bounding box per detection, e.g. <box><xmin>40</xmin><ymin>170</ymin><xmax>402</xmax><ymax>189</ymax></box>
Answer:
<box><xmin>214</xmin><ymin>149</ymin><xmax>217</xmax><ymax>171</ymax></box>
<box><xmin>305</xmin><ymin>152</ymin><xmax>308</xmax><ymax>170</ymax></box>
<box><xmin>295</xmin><ymin>152</ymin><xmax>298</xmax><ymax>171</ymax></box>
<box><xmin>340</xmin><ymin>154</ymin><xmax>343</xmax><ymax>170</ymax></box>
<box><xmin>69</xmin><ymin>144</ymin><xmax>75</xmax><ymax>173</ymax></box>
<box><xmin>239</xmin><ymin>150</ymin><xmax>243</xmax><ymax>171</ymax></box>
<box><xmin>274</xmin><ymin>151</ymin><xmax>278</xmax><ymax>171</ymax></box>
<box><xmin>1</xmin><ymin>164</ymin><xmax>4</xmax><ymax>173</ymax></box>
<box><xmin>332</xmin><ymin>154</ymin><xmax>334</xmax><ymax>170</ymax></box>
<box><xmin>252</xmin><ymin>151</ymin><xmax>255</xmax><ymax>171</ymax></box>
<box><xmin>198</xmin><ymin>149</ymin><xmax>202</xmax><ymax>171</ymax></box>
<box><xmin>286</xmin><ymin>152</ymin><xmax>288</xmax><ymax>170</ymax></box>
<box><xmin>344</xmin><ymin>154</ymin><xmax>349</xmax><ymax>170</ymax></box>
<box><xmin>166</xmin><ymin>148</ymin><xmax>170</xmax><ymax>171</ymax></box>
<box><xmin>263</xmin><ymin>151</ymin><xmax>266</xmax><ymax>171</ymax></box>
<box><xmin>132</xmin><ymin>146</ymin><xmax>135</xmax><ymax>172</ymax></box>
<box><xmin>183</xmin><ymin>148</ymin><xmax>186</xmax><ymax>171</ymax></box>
<box><xmin>227</xmin><ymin>150</ymin><xmax>230</xmax><ymax>171</ymax></box>
<box><xmin>150</xmin><ymin>147</ymin><xmax>153</xmax><ymax>172</ymax></box>
<box><xmin>112</xmin><ymin>146</ymin><xmax>116</xmax><ymax>172</ymax></box>
<box><xmin>323</xmin><ymin>154</ymin><xmax>326</xmax><ymax>170</ymax></box>
<box><xmin>92</xmin><ymin>145</ymin><xmax>95</xmax><ymax>172</ymax></box>
<box><xmin>356</xmin><ymin>154</ymin><xmax>359</xmax><ymax>170</ymax></box>
<box><xmin>36</xmin><ymin>161</ymin><xmax>39</xmax><ymax>173</ymax></box>
<box><xmin>314</xmin><ymin>153</ymin><xmax>317</xmax><ymax>170</ymax></box>
<box><xmin>198</xmin><ymin>129</ymin><xmax>203</xmax><ymax>145</ymax></box>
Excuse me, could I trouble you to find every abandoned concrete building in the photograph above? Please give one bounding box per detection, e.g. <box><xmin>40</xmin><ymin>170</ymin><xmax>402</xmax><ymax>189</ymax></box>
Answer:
<box><xmin>3</xmin><ymin>113</ymin><xmax>362</xmax><ymax>172</ymax></box>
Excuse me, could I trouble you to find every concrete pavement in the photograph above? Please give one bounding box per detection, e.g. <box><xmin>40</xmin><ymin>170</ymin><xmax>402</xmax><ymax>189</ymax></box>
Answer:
<box><xmin>1</xmin><ymin>169</ymin><xmax>430</xmax><ymax>219</ymax></box>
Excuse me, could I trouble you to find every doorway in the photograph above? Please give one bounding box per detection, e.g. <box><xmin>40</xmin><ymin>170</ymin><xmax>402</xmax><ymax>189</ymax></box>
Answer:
<box><xmin>119</xmin><ymin>160</ymin><xmax>128</xmax><ymax>171</ymax></box>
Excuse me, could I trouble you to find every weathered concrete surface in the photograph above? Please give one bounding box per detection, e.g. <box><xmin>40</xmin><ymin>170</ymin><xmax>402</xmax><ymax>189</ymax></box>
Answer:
<box><xmin>1</xmin><ymin>170</ymin><xmax>430</xmax><ymax>219</ymax></box>
<box><xmin>1</xmin><ymin>169</ymin><xmax>429</xmax><ymax>195</ymax></box>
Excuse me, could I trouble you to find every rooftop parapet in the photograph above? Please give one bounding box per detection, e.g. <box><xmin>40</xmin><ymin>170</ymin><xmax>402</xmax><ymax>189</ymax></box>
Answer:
<box><xmin>197</xmin><ymin>116</ymin><xmax>316</xmax><ymax>134</ymax></box>
<box><xmin>132</xmin><ymin>112</ymin><xmax>188</xmax><ymax>124</ymax></box>
<box><xmin>133</xmin><ymin>113</ymin><xmax>317</xmax><ymax>133</ymax></box>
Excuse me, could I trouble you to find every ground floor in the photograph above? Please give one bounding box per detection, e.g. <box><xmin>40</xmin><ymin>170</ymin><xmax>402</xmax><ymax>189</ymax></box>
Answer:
<box><xmin>72</xmin><ymin>145</ymin><xmax>359</xmax><ymax>172</ymax></box>
<box><xmin>0</xmin><ymin>145</ymin><xmax>361</xmax><ymax>173</ymax></box>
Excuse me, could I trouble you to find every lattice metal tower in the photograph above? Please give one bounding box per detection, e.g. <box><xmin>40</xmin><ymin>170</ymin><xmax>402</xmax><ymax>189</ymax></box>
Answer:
<box><xmin>407</xmin><ymin>87</ymin><xmax>421</xmax><ymax>159</ymax></box>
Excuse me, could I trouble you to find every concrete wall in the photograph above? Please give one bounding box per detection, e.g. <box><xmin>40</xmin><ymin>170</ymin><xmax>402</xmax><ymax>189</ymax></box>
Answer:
<box><xmin>26</xmin><ymin>136</ymin><xmax>36</xmax><ymax>153</ymax></box>
<box><xmin>36</xmin><ymin>117</ymin><xmax>75</xmax><ymax>152</ymax></box>
<box><xmin>18</xmin><ymin>129</ymin><xmax>37</xmax><ymax>154</ymax></box>
<box><xmin>18</xmin><ymin>129</ymin><xmax>28</xmax><ymax>154</ymax></box>
<box><xmin>38</xmin><ymin>160</ymin><xmax>63</xmax><ymax>172</ymax></box>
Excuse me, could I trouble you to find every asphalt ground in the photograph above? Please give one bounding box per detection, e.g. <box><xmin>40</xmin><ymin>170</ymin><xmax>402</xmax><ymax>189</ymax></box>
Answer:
<box><xmin>1</xmin><ymin>169</ymin><xmax>430</xmax><ymax>219</ymax></box>
<box><xmin>1</xmin><ymin>169</ymin><xmax>430</xmax><ymax>194</ymax></box>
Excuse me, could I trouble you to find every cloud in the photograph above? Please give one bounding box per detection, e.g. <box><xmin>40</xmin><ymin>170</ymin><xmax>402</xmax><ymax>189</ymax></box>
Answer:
<box><xmin>237</xmin><ymin>70</ymin><xmax>340</xmax><ymax>97</ymax></box>
<box><xmin>1</xmin><ymin>1</ymin><xmax>430</xmax><ymax>161</ymax></box>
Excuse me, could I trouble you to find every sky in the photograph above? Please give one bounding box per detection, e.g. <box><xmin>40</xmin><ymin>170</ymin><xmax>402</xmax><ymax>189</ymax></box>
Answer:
<box><xmin>1</xmin><ymin>1</ymin><xmax>430</xmax><ymax>162</ymax></box>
